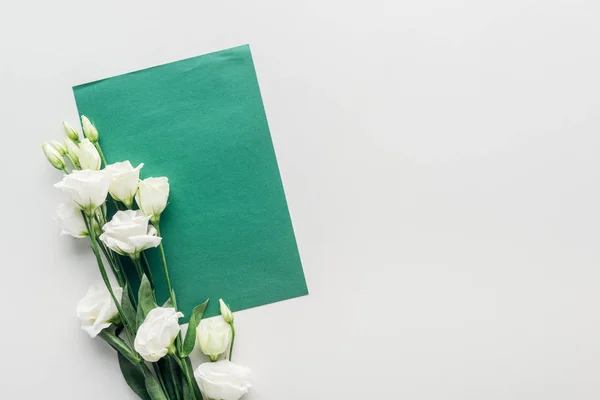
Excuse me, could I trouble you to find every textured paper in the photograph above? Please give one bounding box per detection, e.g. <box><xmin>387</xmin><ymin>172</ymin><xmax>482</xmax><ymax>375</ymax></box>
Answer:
<box><xmin>73</xmin><ymin>45</ymin><xmax>308</xmax><ymax>320</ymax></box>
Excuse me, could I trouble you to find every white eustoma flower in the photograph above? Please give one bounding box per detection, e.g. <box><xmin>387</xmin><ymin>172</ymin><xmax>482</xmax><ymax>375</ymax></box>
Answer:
<box><xmin>219</xmin><ymin>299</ymin><xmax>234</xmax><ymax>324</ymax></box>
<box><xmin>99</xmin><ymin>210</ymin><xmax>161</xmax><ymax>258</ymax></box>
<box><xmin>81</xmin><ymin>115</ymin><xmax>99</xmax><ymax>142</ymax></box>
<box><xmin>197</xmin><ymin>316</ymin><xmax>232</xmax><ymax>361</ymax></box>
<box><xmin>55</xmin><ymin>202</ymin><xmax>88</xmax><ymax>238</ymax></box>
<box><xmin>41</xmin><ymin>142</ymin><xmax>65</xmax><ymax>170</ymax></box>
<box><xmin>136</xmin><ymin>177</ymin><xmax>170</xmax><ymax>223</ymax></box>
<box><xmin>194</xmin><ymin>360</ymin><xmax>251</xmax><ymax>400</ymax></box>
<box><xmin>105</xmin><ymin>161</ymin><xmax>144</xmax><ymax>207</ymax></box>
<box><xmin>76</xmin><ymin>283</ymin><xmax>123</xmax><ymax>338</ymax></box>
<box><xmin>54</xmin><ymin>170</ymin><xmax>111</xmax><ymax>216</ymax></box>
<box><xmin>78</xmin><ymin>139</ymin><xmax>101</xmax><ymax>171</ymax></box>
<box><xmin>62</xmin><ymin>120</ymin><xmax>80</xmax><ymax>142</ymax></box>
<box><xmin>134</xmin><ymin>307</ymin><xmax>183</xmax><ymax>362</ymax></box>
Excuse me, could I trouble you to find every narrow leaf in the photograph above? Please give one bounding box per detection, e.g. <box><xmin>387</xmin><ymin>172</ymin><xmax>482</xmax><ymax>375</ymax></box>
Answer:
<box><xmin>184</xmin><ymin>356</ymin><xmax>203</xmax><ymax>399</ymax></box>
<box><xmin>136</xmin><ymin>274</ymin><xmax>157</xmax><ymax>329</ymax></box>
<box><xmin>163</xmin><ymin>298</ymin><xmax>173</xmax><ymax>308</ymax></box>
<box><xmin>118</xmin><ymin>353</ymin><xmax>151</xmax><ymax>400</ymax></box>
<box><xmin>159</xmin><ymin>357</ymin><xmax>181</xmax><ymax>400</ymax></box>
<box><xmin>122</xmin><ymin>284</ymin><xmax>137</xmax><ymax>333</ymax></box>
<box><xmin>182</xmin><ymin>299</ymin><xmax>209</xmax><ymax>356</ymax></box>
<box><xmin>163</xmin><ymin>290</ymin><xmax>177</xmax><ymax>309</ymax></box>
<box><xmin>99</xmin><ymin>330</ymin><xmax>138</xmax><ymax>365</ymax></box>
<box><xmin>181</xmin><ymin>373</ymin><xmax>194</xmax><ymax>400</ymax></box>
<box><xmin>143</xmin><ymin>366</ymin><xmax>169</xmax><ymax>400</ymax></box>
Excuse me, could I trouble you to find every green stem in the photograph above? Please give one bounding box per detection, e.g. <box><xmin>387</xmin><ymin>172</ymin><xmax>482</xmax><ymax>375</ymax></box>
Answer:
<box><xmin>98</xmin><ymin>241</ymin><xmax>124</xmax><ymax>287</ymax></box>
<box><xmin>228</xmin><ymin>323</ymin><xmax>236</xmax><ymax>361</ymax></box>
<box><xmin>168</xmin><ymin>360</ymin><xmax>182</xmax><ymax>400</ymax></box>
<box><xmin>64</xmin><ymin>153</ymin><xmax>79</xmax><ymax>170</ymax></box>
<box><xmin>141</xmin><ymin>252</ymin><xmax>155</xmax><ymax>289</ymax></box>
<box><xmin>94</xmin><ymin>142</ymin><xmax>108</xmax><ymax>168</ymax></box>
<box><xmin>152</xmin><ymin>363</ymin><xmax>170</xmax><ymax>399</ymax></box>
<box><xmin>98</xmin><ymin>330</ymin><xmax>140</xmax><ymax>364</ymax></box>
<box><xmin>85</xmin><ymin>214</ymin><xmax>134</xmax><ymax>338</ymax></box>
<box><xmin>171</xmin><ymin>355</ymin><xmax>197</xmax><ymax>399</ymax></box>
<box><xmin>154</xmin><ymin>224</ymin><xmax>176</xmax><ymax>308</ymax></box>
<box><xmin>132</xmin><ymin>257</ymin><xmax>144</xmax><ymax>279</ymax></box>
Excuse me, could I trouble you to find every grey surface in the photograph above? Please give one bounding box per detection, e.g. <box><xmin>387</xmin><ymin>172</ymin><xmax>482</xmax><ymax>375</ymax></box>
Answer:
<box><xmin>1</xmin><ymin>0</ymin><xmax>600</xmax><ymax>398</ymax></box>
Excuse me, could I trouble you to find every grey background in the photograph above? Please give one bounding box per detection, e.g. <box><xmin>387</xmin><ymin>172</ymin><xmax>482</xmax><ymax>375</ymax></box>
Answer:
<box><xmin>1</xmin><ymin>0</ymin><xmax>599</xmax><ymax>398</ymax></box>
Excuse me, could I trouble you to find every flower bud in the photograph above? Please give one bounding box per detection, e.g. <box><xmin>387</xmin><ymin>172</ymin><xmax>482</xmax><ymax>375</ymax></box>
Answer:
<box><xmin>78</xmin><ymin>139</ymin><xmax>101</xmax><ymax>170</ymax></box>
<box><xmin>219</xmin><ymin>299</ymin><xmax>234</xmax><ymax>324</ymax></box>
<box><xmin>62</xmin><ymin>120</ymin><xmax>80</xmax><ymax>142</ymax></box>
<box><xmin>51</xmin><ymin>140</ymin><xmax>67</xmax><ymax>155</ymax></box>
<box><xmin>41</xmin><ymin>142</ymin><xmax>65</xmax><ymax>170</ymax></box>
<box><xmin>64</xmin><ymin>137</ymin><xmax>80</xmax><ymax>167</ymax></box>
<box><xmin>81</xmin><ymin>115</ymin><xmax>99</xmax><ymax>142</ymax></box>
<box><xmin>197</xmin><ymin>317</ymin><xmax>232</xmax><ymax>362</ymax></box>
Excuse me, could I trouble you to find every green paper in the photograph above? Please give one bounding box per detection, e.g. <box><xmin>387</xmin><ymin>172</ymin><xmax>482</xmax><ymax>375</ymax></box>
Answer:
<box><xmin>73</xmin><ymin>45</ymin><xmax>308</xmax><ymax>320</ymax></box>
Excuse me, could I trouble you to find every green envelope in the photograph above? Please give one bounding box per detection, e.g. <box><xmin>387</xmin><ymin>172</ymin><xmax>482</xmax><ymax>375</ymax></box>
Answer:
<box><xmin>73</xmin><ymin>45</ymin><xmax>308</xmax><ymax>320</ymax></box>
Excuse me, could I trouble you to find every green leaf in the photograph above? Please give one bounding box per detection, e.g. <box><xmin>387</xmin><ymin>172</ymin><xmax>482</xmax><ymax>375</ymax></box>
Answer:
<box><xmin>98</xmin><ymin>330</ymin><xmax>139</xmax><ymax>365</ymax></box>
<box><xmin>136</xmin><ymin>274</ymin><xmax>157</xmax><ymax>329</ymax></box>
<box><xmin>181</xmin><ymin>299</ymin><xmax>209</xmax><ymax>356</ymax></box>
<box><xmin>143</xmin><ymin>366</ymin><xmax>169</xmax><ymax>400</ymax></box>
<box><xmin>162</xmin><ymin>290</ymin><xmax>177</xmax><ymax>309</ymax></box>
<box><xmin>181</xmin><ymin>373</ymin><xmax>194</xmax><ymax>400</ymax></box>
<box><xmin>184</xmin><ymin>356</ymin><xmax>203</xmax><ymax>399</ymax></box>
<box><xmin>159</xmin><ymin>357</ymin><xmax>181</xmax><ymax>400</ymax></box>
<box><xmin>118</xmin><ymin>353</ymin><xmax>151</xmax><ymax>400</ymax></box>
<box><xmin>122</xmin><ymin>284</ymin><xmax>137</xmax><ymax>333</ymax></box>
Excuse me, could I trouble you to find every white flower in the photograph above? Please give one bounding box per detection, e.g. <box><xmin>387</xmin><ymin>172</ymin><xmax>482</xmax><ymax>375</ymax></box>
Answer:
<box><xmin>55</xmin><ymin>202</ymin><xmax>88</xmax><ymax>238</ymax></box>
<box><xmin>64</xmin><ymin>137</ymin><xmax>80</xmax><ymax>166</ymax></box>
<box><xmin>54</xmin><ymin>170</ymin><xmax>111</xmax><ymax>216</ymax></box>
<box><xmin>76</xmin><ymin>283</ymin><xmax>123</xmax><ymax>338</ymax></box>
<box><xmin>219</xmin><ymin>299</ymin><xmax>234</xmax><ymax>324</ymax></box>
<box><xmin>134</xmin><ymin>307</ymin><xmax>183</xmax><ymax>362</ymax></box>
<box><xmin>99</xmin><ymin>210</ymin><xmax>161</xmax><ymax>258</ymax></box>
<box><xmin>81</xmin><ymin>115</ymin><xmax>99</xmax><ymax>142</ymax></box>
<box><xmin>136</xmin><ymin>177</ymin><xmax>170</xmax><ymax>223</ymax></box>
<box><xmin>197</xmin><ymin>316</ymin><xmax>232</xmax><ymax>361</ymax></box>
<box><xmin>194</xmin><ymin>361</ymin><xmax>251</xmax><ymax>400</ymax></box>
<box><xmin>78</xmin><ymin>139</ymin><xmax>101</xmax><ymax>170</ymax></box>
<box><xmin>62</xmin><ymin>120</ymin><xmax>80</xmax><ymax>142</ymax></box>
<box><xmin>105</xmin><ymin>161</ymin><xmax>144</xmax><ymax>207</ymax></box>
<box><xmin>41</xmin><ymin>142</ymin><xmax>65</xmax><ymax>170</ymax></box>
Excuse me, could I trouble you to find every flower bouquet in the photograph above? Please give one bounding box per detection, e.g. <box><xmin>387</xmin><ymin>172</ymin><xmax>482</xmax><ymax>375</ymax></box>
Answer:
<box><xmin>41</xmin><ymin>117</ymin><xmax>251</xmax><ymax>400</ymax></box>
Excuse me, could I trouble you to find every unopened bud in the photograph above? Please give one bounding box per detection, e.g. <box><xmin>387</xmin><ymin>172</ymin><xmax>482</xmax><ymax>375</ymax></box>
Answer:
<box><xmin>62</xmin><ymin>121</ymin><xmax>80</xmax><ymax>142</ymax></box>
<box><xmin>64</xmin><ymin>137</ymin><xmax>80</xmax><ymax>166</ymax></box>
<box><xmin>81</xmin><ymin>115</ymin><xmax>99</xmax><ymax>142</ymax></box>
<box><xmin>219</xmin><ymin>299</ymin><xmax>234</xmax><ymax>324</ymax></box>
<box><xmin>51</xmin><ymin>140</ymin><xmax>67</xmax><ymax>155</ymax></box>
<box><xmin>41</xmin><ymin>143</ymin><xmax>65</xmax><ymax>170</ymax></box>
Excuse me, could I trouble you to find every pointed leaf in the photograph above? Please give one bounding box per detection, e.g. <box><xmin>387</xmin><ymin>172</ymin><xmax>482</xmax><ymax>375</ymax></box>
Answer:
<box><xmin>136</xmin><ymin>274</ymin><xmax>157</xmax><ymax>329</ymax></box>
<box><xmin>162</xmin><ymin>290</ymin><xmax>177</xmax><ymax>309</ymax></box>
<box><xmin>121</xmin><ymin>284</ymin><xmax>137</xmax><ymax>333</ymax></box>
<box><xmin>184</xmin><ymin>356</ymin><xmax>203</xmax><ymax>399</ymax></box>
<box><xmin>118</xmin><ymin>353</ymin><xmax>151</xmax><ymax>400</ymax></box>
<box><xmin>143</xmin><ymin>366</ymin><xmax>169</xmax><ymax>400</ymax></box>
<box><xmin>181</xmin><ymin>373</ymin><xmax>194</xmax><ymax>400</ymax></box>
<box><xmin>98</xmin><ymin>330</ymin><xmax>139</xmax><ymax>365</ymax></box>
<box><xmin>181</xmin><ymin>299</ymin><xmax>209</xmax><ymax>356</ymax></box>
<box><xmin>159</xmin><ymin>357</ymin><xmax>181</xmax><ymax>400</ymax></box>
